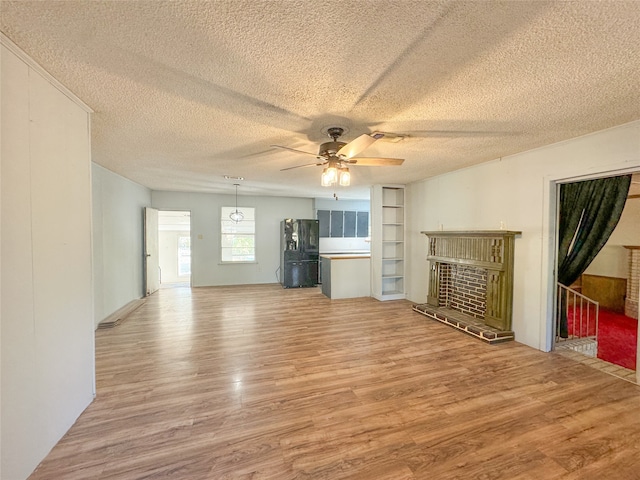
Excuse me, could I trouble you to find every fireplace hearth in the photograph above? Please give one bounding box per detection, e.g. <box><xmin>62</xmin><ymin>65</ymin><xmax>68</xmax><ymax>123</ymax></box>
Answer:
<box><xmin>413</xmin><ymin>230</ymin><xmax>520</xmax><ymax>343</ymax></box>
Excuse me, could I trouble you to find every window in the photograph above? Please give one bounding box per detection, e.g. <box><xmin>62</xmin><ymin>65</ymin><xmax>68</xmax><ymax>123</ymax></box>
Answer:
<box><xmin>221</xmin><ymin>207</ymin><xmax>255</xmax><ymax>262</ymax></box>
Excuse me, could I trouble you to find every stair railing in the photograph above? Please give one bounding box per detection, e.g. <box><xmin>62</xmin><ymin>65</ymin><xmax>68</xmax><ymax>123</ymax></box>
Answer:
<box><xmin>557</xmin><ymin>283</ymin><xmax>599</xmax><ymax>343</ymax></box>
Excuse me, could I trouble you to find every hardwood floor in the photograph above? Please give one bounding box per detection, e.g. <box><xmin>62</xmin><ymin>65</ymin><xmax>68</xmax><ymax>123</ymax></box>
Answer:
<box><xmin>29</xmin><ymin>284</ymin><xmax>640</xmax><ymax>479</ymax></box>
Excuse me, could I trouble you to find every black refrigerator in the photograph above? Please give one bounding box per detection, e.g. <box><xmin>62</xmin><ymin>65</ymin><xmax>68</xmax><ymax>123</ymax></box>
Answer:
<box><xmin>280</xmin><ymin>219</ymin><xmax>319</xmax><ymax>288</ymax></box>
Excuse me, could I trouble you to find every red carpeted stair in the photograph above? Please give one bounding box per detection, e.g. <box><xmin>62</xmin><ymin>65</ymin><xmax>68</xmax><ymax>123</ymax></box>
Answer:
<box><xmin>569</xmin><ymin>309</ymin><xmax>638</xmax><ymax>370</ymax></box>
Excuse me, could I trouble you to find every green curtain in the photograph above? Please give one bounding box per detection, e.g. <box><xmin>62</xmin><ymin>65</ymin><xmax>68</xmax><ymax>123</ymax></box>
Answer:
<box><xmin>557</xmin><ymin>175</ymin><xmax>631</xmax><ymax>338</ymax></box>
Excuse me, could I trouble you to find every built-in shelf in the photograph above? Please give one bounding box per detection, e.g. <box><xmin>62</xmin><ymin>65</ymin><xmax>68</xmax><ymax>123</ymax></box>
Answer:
<box><xmin>372</xmin><ymin>185</ymin><xmax>406</xmax><ymax>301</ymax></box>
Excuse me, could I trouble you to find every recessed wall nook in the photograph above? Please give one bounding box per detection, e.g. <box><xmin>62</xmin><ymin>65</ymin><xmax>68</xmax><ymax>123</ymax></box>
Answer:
<box><xmin>413</xmin><ymin>230</ymin><xmax>521</xmax><ymax>344</ymax></box>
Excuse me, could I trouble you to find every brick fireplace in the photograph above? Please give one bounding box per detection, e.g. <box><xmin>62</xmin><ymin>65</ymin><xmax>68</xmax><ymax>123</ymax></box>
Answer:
<box><xmin>625</xmin><ymin>246</ymin><xmax>640</xmax><ymax>320</ymax></box>
<box><xmin>413</xmin><ymin>230</ymin><xmax>520</xmax><ymax>343</ymax></box>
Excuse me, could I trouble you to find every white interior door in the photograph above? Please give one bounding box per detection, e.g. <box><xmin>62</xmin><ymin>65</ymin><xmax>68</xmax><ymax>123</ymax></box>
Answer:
<box><xmin>144</xmin><ymin>207</ymin><xmax>160</xmax><ymax>296</ymax></box>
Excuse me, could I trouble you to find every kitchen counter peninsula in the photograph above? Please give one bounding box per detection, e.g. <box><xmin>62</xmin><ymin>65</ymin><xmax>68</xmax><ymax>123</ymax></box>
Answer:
<box><xmin>320</xmin><ymin>253</ymin><xmax>371</xmax><ymax>299</ymax></box>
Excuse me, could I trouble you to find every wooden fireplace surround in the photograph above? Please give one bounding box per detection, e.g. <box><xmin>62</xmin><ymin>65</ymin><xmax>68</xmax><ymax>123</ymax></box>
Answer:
<box><xmin>421</xmin><ymin>230</ymin><xmax>521</xmax><ymax>331</ymax></box>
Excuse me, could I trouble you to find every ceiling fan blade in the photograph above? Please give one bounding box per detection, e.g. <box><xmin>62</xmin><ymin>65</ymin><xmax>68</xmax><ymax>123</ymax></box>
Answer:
<box><xmin>271</xmin><ymin>144</ymin><xmax>320</xmax><ymax>158</ymax></box>
<box><xmin>280</xmin><ymin>162</ymin><xmax>325</xmax><ymax>171</ymax></box>
<box><xmin>347</xmin><ymin>157</ymin><xmax>404</xmax><ymax>166</ymax></box>
<box><xmin>336</xmin><ymin>132</ymin><xmax>383</xmax><ymax>159</ymax></box>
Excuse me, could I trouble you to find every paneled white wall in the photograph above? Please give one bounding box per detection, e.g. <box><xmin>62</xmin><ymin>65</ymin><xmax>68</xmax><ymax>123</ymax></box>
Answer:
<box><xmin>1</xmin><ymin>40</ymin><xmax>94</xmax><ymax>479</ymax></box>
<box><xmin>92</xmin><ymin>164</ymin><xmax>151</xmax><ymax>326</ymax></box>
<box><xmin>152</xmin><ymin>191</ymin><xmax>314</xmax><ymax>286</ymax></box>
<box><xmin>406</xmin><ymin>121</ymin><xmax>640</xmax><ymax>351</ymax></box>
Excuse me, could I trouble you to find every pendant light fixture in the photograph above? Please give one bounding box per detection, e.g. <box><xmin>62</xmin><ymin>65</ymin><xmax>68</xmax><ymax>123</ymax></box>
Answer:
<box><xmin>229</xmin><ymin>183</ymin><xmax>244</xmax><ymax>223</ymax></box>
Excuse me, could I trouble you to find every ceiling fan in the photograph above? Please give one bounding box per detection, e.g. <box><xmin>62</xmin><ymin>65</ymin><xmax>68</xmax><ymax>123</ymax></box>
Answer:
<box><xmin>272</xmin><ymin>127</ymin><xmax>404</xmax><ymax>186</ymax></box>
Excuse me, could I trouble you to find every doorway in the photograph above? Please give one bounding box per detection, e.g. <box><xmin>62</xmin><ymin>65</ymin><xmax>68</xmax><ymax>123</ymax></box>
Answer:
<box><xmin>552</xmin><ymin>172</ymin><xmax>640</xmax><ymax>380</ymax></box>
<box><xmin>158</xmin><ymin>210</ymin><xmax>192</xmax><ymax>286</ymax></box>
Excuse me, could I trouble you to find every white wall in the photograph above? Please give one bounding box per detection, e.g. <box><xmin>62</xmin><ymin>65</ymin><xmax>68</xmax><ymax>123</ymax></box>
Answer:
<box><xmin>92</xmin><ymin>164</ymin><xmax>151</xmax><ymax>326</ymax></box>
<box><xmin>406</xmin><ymin>121</ymin><xmax>640</xmax><ymax>352</ymax></box>
<box><xmin>1</xmin><ymin>39</ymin><xmax>94</xmax><ymax>480</ymax></box>
<box><xmin>320</xmin><ymin>236</ymin><xmax>371</xmax><ymax>252</ymax></box>
<box><xmin>314</xmin><ymin>198</ymin><xmax>370</xmax><ymax>211</ymax></box>
<box><xmin>152</xmin><ymin>191</ymin><xmax>314</xmax><ymax>286</ymax></box>
<box><xmin>585</xmin><ymin>197</ymin><xmax>640</xmax><ymax>278</ymax></box>
<box><xmin>584</xmin><ymin>246</ymin><xmax>629</xmax><ymax>279</ymax></box>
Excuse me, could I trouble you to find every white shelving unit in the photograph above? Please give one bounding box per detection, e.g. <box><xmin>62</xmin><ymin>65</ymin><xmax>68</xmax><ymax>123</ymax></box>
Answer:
<box><xmin>371</xmin><ymin>184</ymin><xmax>405</xmax><ymax>300</ymax></box>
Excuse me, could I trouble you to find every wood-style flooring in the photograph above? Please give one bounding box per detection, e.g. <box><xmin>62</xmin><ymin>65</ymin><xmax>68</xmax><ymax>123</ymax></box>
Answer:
<box><xmin>29</xmin><ymin>284</ymin><xmax>640</xmax><ymax>479</ymax></box>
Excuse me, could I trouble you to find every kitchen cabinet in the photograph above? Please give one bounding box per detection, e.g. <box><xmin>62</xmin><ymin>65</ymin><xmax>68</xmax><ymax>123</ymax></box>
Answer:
<box><xmin>344</xmin><ymin>211</ymin><xmax>356</xmax><ymax>237</ymax></box>
<box><xmin>330</xmin><ymin>211</ymin><xmax>344</xmax><ymax>237</ymax></box>
<box><xmin>318</xmin><ymin>209</ymin><xmax>369</xmax><ymax>238</ymax></box>
<box><xmin>357</xmin><ymin>211</ymin><xmax>369</xmax><ymax>237</ymax></box>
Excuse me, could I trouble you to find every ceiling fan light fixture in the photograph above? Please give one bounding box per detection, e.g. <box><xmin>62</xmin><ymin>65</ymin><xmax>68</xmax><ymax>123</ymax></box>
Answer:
<box><xmin>321</xmin><ymin>168</ymin><xmax>332</xmax><ymax>186</ymax></box>
<box><xmin>326</xmin><ymin>165</ymin><xmax>338</xmax><ymax>182</ymax></box>
<box><xmin>321</xmin><ymin>164</ymin><xmax>350</xmax><ymax>187</ymax></box>
<box><xmin>277</xmin><ymin>126</ymin><xmax>403</xmax><ymax>189</ymax></box>
<box><xmin>338</xmin><ymin>168</ymin><xmax>351</xmax><ymax>186</ymax></box>
<box><xmin>321</xmin><ymin>164</ymin><xmax>339</xmax><ymax>187</ymax></box>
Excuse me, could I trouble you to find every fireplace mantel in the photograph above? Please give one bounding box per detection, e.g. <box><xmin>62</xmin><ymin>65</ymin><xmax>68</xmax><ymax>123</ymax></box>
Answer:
<box><xmin>421</xmin><ymin>230</ymin><xmax>521</xmax><ymax>331</ymax></box>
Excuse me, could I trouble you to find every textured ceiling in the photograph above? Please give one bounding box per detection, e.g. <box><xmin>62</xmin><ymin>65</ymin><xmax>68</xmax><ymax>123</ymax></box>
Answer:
<box><xmin>1</xmin><ymin>1</ymin><xmax>639</xmax><ymax>199</ymax></box>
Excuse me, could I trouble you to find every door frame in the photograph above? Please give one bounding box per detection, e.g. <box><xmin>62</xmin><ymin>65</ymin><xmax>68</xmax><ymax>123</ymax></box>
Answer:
<box><xmin>541</xmin><ymin>166</ymin><xmax>639</xmax><ymax>352</ymax></box>
<box><xmin>157</xmin><ymin>209</ymin><xmax>192</xmax><ymax>286</ymax></box>
<box><xmin>144</xmin><ymin>207</ymin><xmax>160</xmax><ymax>296</ymax></box>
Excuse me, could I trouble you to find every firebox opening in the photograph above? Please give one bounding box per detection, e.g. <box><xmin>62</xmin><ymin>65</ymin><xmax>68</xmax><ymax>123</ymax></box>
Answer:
<box><xmin>439</xmin><ymin>264</ymin><xmax>488</xmax><ymax>320</ymax></box>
